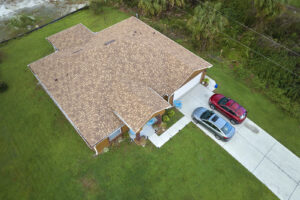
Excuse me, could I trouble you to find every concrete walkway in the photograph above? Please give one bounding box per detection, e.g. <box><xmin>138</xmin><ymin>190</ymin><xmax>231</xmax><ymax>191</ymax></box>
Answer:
<box><xmin>147</xmin><ymin>116</ymin><xmax>191</xmax><ymax>148</ymax></box>
<box><xmin>177</xmin><ymin>83</ymin><xmax>300</xmax><ymax>200</ymax></box>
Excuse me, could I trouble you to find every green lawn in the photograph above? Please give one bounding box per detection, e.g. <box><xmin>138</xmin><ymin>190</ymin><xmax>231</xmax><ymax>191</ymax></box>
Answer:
<box><xmin>0</xmin><ymin>6</ymin><xmax>277</xmax><ymax>200</ymax></box>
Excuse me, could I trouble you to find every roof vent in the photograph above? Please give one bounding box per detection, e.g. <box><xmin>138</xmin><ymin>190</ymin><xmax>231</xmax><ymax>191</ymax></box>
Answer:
<box><xmin>104</xmin><ymin>40</ymin><xmax>115</xmax><ymax>46</ymax></box>
<box><xmin>72</xmin><ymin>49</ymin><xmax>82</xmax><ymax>54</ymax></box>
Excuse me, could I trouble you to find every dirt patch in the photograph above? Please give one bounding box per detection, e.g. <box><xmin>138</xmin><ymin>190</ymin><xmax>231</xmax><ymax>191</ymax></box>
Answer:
<box><xmin>81</xmin><ymin>177</ymin><xmax>99</xmax><ymax>192</ymax></box>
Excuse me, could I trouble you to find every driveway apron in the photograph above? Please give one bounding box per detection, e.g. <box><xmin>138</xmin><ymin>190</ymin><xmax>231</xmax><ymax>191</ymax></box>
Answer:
<box><xmin>178</xmin><ymin>84</ymin><xmax>300</xmax><ymax>200</ymax></box>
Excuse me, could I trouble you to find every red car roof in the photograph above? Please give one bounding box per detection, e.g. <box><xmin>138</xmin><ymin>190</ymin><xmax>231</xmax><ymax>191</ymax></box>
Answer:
<box><xmin>226</xmin><ymin>100</ymin><xmax>246</xmax><ymax>116</ymax></box>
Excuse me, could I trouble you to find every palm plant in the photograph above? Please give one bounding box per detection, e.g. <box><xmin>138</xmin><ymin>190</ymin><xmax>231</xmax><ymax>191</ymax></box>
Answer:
<box><xmin>253</xmin><ymin>0</ymin><xmax>285</xmax><ymax>18</ymax></box>
<box><xmin>138</xmin><ymin>0</ymin><xmax>185</xmax><ymax>16</ymax></box>
<box><xmin>187</xmin><ymin>2</ymin><xmax>228</xmax><ymax>47</ymax></box>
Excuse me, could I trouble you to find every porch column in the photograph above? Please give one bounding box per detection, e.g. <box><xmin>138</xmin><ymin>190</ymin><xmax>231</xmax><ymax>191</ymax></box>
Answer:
<box><xmin>200</xmin><ymin>69</ymin><xmax>207</xmax><ymax>83</ymax></box>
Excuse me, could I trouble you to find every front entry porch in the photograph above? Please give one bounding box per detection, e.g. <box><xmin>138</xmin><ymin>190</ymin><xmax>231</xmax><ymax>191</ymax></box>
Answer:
<box><xmin>139</xmin><ymin>116</ymin><xmax>191</xmax><ymax>148</ymax></box>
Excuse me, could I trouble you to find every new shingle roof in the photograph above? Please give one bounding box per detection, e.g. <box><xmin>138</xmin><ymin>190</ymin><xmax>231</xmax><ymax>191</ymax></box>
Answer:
<box><xmin>47</xmin><ymin>24</ymin><xmax>95</xmax><ymax>51</ymax></box>
<box><xmin>29</xmin><ymin>16</ymin><xmax>212</xmax><ymax>148</ymax></box>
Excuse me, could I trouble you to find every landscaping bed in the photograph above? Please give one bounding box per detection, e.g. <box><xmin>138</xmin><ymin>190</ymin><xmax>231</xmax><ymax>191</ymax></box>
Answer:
<box><xmin>153</xmin><ymin>107</ymin><xmax>183</xmax><ymax>135</ymax></box>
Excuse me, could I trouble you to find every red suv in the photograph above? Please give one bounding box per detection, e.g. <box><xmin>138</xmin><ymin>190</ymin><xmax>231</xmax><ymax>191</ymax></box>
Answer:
<box><xmin>209</xmin><ymin>94</ymin><xmax>247</xmax><ymax>124</ymax></box>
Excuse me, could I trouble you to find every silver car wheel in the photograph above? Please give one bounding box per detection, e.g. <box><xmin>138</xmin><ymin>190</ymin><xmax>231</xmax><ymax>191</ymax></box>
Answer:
<box><xmin>215</xmin><ymin>134</ymin><xmax>221</xmax><ymax>140</ymax></box>
<box><xmin>230</xmin><ymin>119</ymin><xmax>237</xmax><ymax>125</ymax></box>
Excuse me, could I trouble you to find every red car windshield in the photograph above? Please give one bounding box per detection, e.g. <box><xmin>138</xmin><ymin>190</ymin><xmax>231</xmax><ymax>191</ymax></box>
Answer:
<box><xmin>218</xmin><ymin>97</ymin><xmax>229</xmax><ymax>105</ymax></box>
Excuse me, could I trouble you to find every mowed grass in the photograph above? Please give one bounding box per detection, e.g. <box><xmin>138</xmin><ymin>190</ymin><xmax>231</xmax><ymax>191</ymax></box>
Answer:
<box><xmin>83</xmin><ymin>123</ymin><xmax>276</xmax><ymax>200</ymax></box>
<box><xmin>0</xmin><ymin>7</ymin><xmax>276</xmax><ymax>200</ymax></box>
<box><xmin>207</xmin><ymin>63</ymin><xmax>300</xmax><ymax>156</ymax></box>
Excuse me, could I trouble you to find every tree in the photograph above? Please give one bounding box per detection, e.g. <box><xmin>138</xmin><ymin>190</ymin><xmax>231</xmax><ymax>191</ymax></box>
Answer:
<box><xmin>0</xmin><ymin>50</ymin><xmax>3</xmax><ymax>63</ymax></box>
<box><xmin>138</xmin><ymin>0</ymin><xmax>185</xmax><ymax>16</ymax></box>
<box><xmin>89</xmin><ymin>0</ymin><xmax>108</xmax><ymax>14</ymax></box>
<box><xmin>253</xmin><ymin>0</ymin><xmax>285</xmax><ymax>18</ymax></box>
<box><xmin>187</xmin><ymin>2</ymin><xmax>228</xmax><ymax>47</ymax></box>
<box><xmin>0</xmin><ymin>81</ymin><xmax>8</xmax><ymax>93</ymax></box>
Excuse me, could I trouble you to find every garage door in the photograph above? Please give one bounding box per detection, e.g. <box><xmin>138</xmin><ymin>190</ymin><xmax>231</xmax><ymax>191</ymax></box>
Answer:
<box><xmin>173</xmin><ymin>72</ymin><xmax>202</xmax><ymax>100</ymax></box>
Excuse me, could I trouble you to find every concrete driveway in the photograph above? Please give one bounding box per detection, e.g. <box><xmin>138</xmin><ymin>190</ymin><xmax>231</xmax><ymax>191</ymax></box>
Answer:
<box><xmin>178</xmin><ymin>84</ymin><xmax>300</xmax><ymax>200</ymax></box>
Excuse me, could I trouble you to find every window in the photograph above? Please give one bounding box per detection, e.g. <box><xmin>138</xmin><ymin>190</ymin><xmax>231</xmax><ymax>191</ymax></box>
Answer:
<box><xmin>211</xmin><ymin>115</ymin><xmax>219</xmax><ymax>122</ymax></box>
<box><xmin>210</xmin><ymin>124</ymin><xmax>220</xmax><ymax>132</ymax></box>
<box><xmin>228</xmin><ymin>109</ymin><xmax>236</xmax><ymax>116</ymax></box>
<box><xmin>203</xmin><ymin>120</ymin><xmax>220</xmax><ymax>132</ymax></box>
<box><xmin>218</xmin><ymin>97</ymin><xmax>229</xmax><ymax>105</ymax></box>
<box><xmin>201</xmin><ymin>110</ymin><xmax>214</xmax><ymax>120</ymax></box>
<box><xmin>108</xmin><ymin>128</ymin><xmax>121</xmax><ymax>141</ymax></box>
<box><xmin>221</xmin><ymin>105</ymin><xmax>230</xmax><ymax>112</ymax></box>
<box><xmin>203</xmin><ymin>120</ymin><xmax>211</xmax><ymax>126</ymax></box>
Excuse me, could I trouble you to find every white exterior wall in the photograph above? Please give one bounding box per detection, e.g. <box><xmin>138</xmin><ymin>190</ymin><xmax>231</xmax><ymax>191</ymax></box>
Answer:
<box><xmin>173</xmin><ymin>72</ymin><xmax>202</xmax><ymax>100</ymax></box>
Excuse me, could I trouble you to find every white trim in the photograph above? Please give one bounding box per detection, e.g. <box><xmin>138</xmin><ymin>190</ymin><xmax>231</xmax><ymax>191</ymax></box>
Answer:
<box><xmin>94</xmin><ymin>146</ymin><xmax>98</xmax><ymax>155</ymax></box>
<box><xmin>46</xmin><ymin>39</ymin><xmax>59</xmax><ymax>52</ymax></box>
<box><xmin>27</xmin><ymin>65</ymin><xmax>93</xmax><ymax>149</ymax></box>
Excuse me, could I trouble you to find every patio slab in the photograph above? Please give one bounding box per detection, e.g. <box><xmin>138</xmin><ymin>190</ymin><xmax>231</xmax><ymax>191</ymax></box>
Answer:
<box><xmin>148</xmin><ymin>116</ymin><xmax>191</xmax><ymax>148</ymax></box>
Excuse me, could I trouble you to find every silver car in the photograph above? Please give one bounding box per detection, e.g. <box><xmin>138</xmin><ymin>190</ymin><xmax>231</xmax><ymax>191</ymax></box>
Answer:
<box><xmin>192</xmin><ymin>107</ymin><xmax>235</xmax><ymax>141</ymax></box>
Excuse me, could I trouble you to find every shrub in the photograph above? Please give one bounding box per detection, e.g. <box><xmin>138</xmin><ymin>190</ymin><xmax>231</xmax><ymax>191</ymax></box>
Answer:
<box><xmin>8</xmin><ymin>14</ymin><xmax>36</xmax><ymax>30</ymax></box>
<box><xmin>203</xmin><ymin>78</ymin><xmax>209</xmax><ymax>83</ymax></box>
<box><xmin>0</xmin><ymin>81</ymin><xmax>8</xmax><ymax>93</ymax></box>
<box><xmin>162</xmin><ymin>115</ymin><xmax>170</xmax><ymax>122</ymax></box>
<box><xmin>167</xmin><ymin>109</ymin><xmax>175</xmax><ymax>118</ymax></box>
<box><xmin>155</xmin><ymin>115</ymin><xmax>162</xmax><ymax>125</ymax></box>
<box><xmin>202</xmin><ymin>78</ymin><xmax>209</xmax><ymax>85</ymax></box>
<box><xmin>152</xmin><ymin>124</ymin><xmax>159</xmax><ymax>130</ymax></box>
<box><xmin>89</xmin><ymin>0</ymin><xmax>108</xmax><ymax>14</ymax></box>
<box><xmin>0</xmin><ymin>51</ymin><xmax>3</xmax><ymax>63</ymax></box>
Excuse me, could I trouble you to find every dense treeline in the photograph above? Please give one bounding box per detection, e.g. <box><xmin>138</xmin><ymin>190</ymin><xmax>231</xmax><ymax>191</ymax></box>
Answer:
<box><xmin>90</xmin><ymin>0</ymin><xmax>300</xmax><ymax>117</ymax></box>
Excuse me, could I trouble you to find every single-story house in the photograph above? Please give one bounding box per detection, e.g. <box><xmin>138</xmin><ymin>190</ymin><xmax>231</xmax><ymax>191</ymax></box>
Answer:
<box><xmin>28</xmin><ymin>16</ymin><xmax>212</xmax><ymax>154</ymax></box>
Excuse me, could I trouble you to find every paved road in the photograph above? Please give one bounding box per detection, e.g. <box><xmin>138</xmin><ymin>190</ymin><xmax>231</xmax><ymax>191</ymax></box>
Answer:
<box><xmin>178</xmin><ymin>84</ymin><xmax>300</xmax><ymax>200</ymax></box>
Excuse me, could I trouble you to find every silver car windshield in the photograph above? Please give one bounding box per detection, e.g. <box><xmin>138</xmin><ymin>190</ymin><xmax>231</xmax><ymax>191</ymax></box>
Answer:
<box><xmin>201</xmin><ymin>110</ymin><xmax>214</xmax><ymax>120</ymax></box>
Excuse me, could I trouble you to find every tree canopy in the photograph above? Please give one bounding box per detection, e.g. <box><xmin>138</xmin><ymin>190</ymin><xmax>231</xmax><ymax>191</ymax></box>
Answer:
<box><xmin>187</xmin><ymin>2</ymin><xmax>228</xmax><ymax>44</ymax></box>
